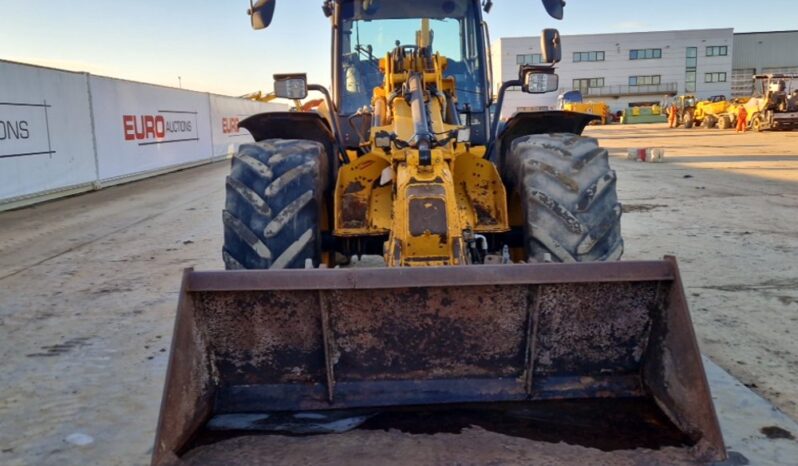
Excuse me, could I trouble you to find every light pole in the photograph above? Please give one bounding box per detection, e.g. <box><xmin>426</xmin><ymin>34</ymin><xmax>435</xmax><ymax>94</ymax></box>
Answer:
<box><xmin>178</xmin><ymin>76</ymin><xmax>182</xmax><ymax>89</ymax></box>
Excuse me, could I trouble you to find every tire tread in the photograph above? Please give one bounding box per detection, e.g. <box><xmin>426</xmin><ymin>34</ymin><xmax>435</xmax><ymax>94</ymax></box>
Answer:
<box><xmin>505</xmin><ymin>133</ymin><xmax>623</xmax><ymax>263</ymax></box>
<box><xmin>223</xmin><ymin>139</ymin><xmax>325</xmax><ymax>270</ymax></box>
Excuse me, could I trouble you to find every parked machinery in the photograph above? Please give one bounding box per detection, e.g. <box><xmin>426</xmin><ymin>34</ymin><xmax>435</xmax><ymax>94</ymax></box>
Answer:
<box><xmin>693</xmin><ymin>95</ymin><xmax>729</xmax><ymax>128</ymax></box>
<box><xmin>692</xmin><ymin>95</ymin><xmax>755</xmax><ymax>130</ymax></box>
<box><xmin>558</xmin><ymin>90</ymin><xmax>611</xmax><ymax>124</ymax></box>
<box><xmin>715</xmin><ymin>97</ymin><xmax>750</xmax><ymax>129</ymax></box>
<box><xmin>622</xmin><ymin>103</ymin><xmax>667</xmax><ymax>124</ymax></box>
<box><xmin>742</xmin><ymin>74</ymin><xmax>798</xmax><ymax>131</ymax></box>
<box><xmin>668</xmin><ymin>94</ymin><xmax>698</xmax><ymax>128</ymax></box>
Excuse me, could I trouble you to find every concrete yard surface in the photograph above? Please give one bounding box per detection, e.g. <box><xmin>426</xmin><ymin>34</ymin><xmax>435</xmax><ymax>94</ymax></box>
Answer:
<box><xmin>586</xmin><ymin>123</ymin><xmax>798</xmax><ymax>421</ymax></box>
<box><xmin>1</xmin><ymin>123</ymin><xmax>798</xmax><ymax>465</ymax></box>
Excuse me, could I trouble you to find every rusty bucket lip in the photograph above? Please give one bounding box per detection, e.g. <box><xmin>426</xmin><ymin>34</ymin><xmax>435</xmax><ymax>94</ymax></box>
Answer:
<box><xmin>186</xmin><ymin>258</ymin><xmax>676</xmax><ymax>292</ymax></box>
<box><xmin>153</xmin><ymin>255</ymin><xmax>728</xmax><ymax>465</ymax></box>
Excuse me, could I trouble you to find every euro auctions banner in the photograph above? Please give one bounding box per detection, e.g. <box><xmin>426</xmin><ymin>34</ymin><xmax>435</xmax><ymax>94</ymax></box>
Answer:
<box><xmin>0</xmin><ymin>61</ymin><xmax>96</xmax><ymax>202</ymax></box>
<box><xmin>89</xmin><ymin>76</ymin><xmax>213</xmax><ymax>181</ymax></box>
<box><xmin>208</xmin><ymin>94</ymin><xmax>287</xmax><ymax>157</ymax></box>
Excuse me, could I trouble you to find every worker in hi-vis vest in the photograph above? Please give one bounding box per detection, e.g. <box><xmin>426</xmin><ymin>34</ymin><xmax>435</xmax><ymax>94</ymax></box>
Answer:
<box><xmin>668</xmin><ymin>103</ymin><xmax>678</xmax><ymax>128</ymax></box>
<box><xmin>736</xmin><ymin>105</ymin><xmax>748</xmax><ymax>133</ymax></box>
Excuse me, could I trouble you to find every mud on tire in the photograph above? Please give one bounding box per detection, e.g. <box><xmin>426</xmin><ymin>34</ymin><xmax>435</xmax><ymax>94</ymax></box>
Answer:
<box><xmin>223</xmin><ymin>139</ymin><xmax>327</xmax><ymax>270</ymax></box>
<box><xmin>504</xmin><ymin>133</ymin><xmax>623</xmax><ymax>263</ymax></box>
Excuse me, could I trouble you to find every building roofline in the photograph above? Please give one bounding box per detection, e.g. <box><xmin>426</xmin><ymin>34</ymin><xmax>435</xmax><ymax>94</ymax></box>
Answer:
<box><xmin>0</xmin><ymin>57</ymin><xmax>88</xmax><ymax>76</ymax></box>
<box><xmin>0</xmin><ymin>57</ymin><xmax>198</xmax><ymax>94</ymax></box>
<box><xmin>499</xmin><ymin>28</ymin><xmax>798</xmax><ymax>42</ymax></box>
<box><xmin>734</xmin><ymin>30</ymin><xmax>798</xmax><ymax>35</ymax></box>
<box><xmin>499</xmin><ymin>27</ymin><xmax>734</xmax><ymax>41</ymax></box>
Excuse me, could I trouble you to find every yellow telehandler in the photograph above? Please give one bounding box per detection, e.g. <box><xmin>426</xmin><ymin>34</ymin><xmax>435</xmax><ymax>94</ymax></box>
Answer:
<box><xmin>151</xmin><ymin>1</ymin><xmax>725</xmax><ymax>464</ymax></box>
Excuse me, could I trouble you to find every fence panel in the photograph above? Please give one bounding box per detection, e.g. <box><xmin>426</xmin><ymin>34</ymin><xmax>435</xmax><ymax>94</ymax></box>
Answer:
<box><xmin>0</xmin><ymin>61</ymin><xmax>96</xmax><ymax>203</ymax></box>
<box><xmin>208</xmin><ymin>94</ymin><xmax>287</xmax><ymax>158</ymax></box>
<box><xmin>89</xmin><ymin>76</ymin><xmax>213</xmax><ymax>182</ymax></box>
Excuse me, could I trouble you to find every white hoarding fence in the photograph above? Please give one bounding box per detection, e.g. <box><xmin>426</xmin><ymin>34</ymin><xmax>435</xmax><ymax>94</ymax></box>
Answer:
<box><xmin>1</xmin><ymin>60</ymin><xmax>293</xmax><ymax>210</ymax></box>
<box><xmin>89</xmin><ymin>76</ymin><xmax>213</xmax><ymax>182</ymax></box>
<box><xmin>1</xmin><ymin>103</ymin><xmax>50</xmax><ymax>157</ymax></box>
<box><xmin>209</xmin><ymin>94</ymin><xmax>287</xmax><ymax>158</ymax></box>
<box><xmin>0</xmin><ymin>61</ymin><xmax>97</xmax><ymax>203</ymax></box>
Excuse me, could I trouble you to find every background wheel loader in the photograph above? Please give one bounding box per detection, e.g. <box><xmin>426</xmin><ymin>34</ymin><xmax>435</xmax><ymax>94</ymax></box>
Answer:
<box><xmin>151</xmin><ymin>1</ymin><xmax>726</xmax><ymax>464</ymax></box>
<box><xmin>668</xmin><ymin>94</ymin><xmax>698</xmax><ymax>128</ymax></box>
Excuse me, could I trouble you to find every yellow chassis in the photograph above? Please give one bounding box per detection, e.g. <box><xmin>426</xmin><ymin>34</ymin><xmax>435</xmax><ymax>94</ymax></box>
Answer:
<box><xmin>333</xmin><ymin>27</ymin><xmax>508</xmax><ymax>266</ymax></box>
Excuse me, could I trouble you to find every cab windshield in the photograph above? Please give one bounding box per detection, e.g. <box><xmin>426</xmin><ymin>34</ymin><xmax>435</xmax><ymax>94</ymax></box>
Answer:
<box><xmin>338</xmin><ymin>0</ymin><xmax>485</xmax><ymax>115</ymax></box>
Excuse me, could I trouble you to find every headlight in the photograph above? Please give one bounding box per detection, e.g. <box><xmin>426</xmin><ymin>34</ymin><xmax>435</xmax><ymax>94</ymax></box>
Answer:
<box><xmin>273</xmin><ymin>74</ymin><xmax>308</xmax><ymax>100</ymax></box>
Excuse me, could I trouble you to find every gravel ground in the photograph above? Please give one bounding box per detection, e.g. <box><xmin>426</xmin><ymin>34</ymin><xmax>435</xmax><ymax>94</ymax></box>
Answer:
<box><xmin>1</xmin><ymin>123</ymin><xmax>797</xmax><ymax>465</ymax></box>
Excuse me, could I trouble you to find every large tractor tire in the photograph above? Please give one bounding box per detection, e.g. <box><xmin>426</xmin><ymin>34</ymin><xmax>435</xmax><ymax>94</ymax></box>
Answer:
<box><xmin>683</xmin><ymin>111</ymin><xmax>695</xmax><ymax>129</ymax></box>
<box><xmin>703</xmin><ymin>115</ymin><xmax>718</xmax><ymax>129</ymax></box>
<box><xmin>752</xmin><ymin>114</ymin><xmax>764</xmax><ymax>132</ymax></box>
<box><xmin>504</xmin><ymin>133</ymin><xmax>623</xmax><ymax>263</ymax></box>
<box><xmin>222</xmin><ymin>139</ymin><xmax>327</xmax><ymax>270</ymax></box>
<box><xmin>718</xmin><ymin>115</ymin><xmax>732</xmax><ymax>130</ymax></box>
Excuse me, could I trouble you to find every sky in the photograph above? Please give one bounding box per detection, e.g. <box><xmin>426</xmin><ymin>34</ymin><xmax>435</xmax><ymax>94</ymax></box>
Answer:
<box><xmin>1</xmin><ymin>0</ymin><xmax>794</xmax><ymax>96</ymax></box>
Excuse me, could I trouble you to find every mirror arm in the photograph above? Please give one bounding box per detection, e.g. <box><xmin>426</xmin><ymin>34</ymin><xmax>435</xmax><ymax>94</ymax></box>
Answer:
<box><xmin>308</xmin><ymin>84</ymin><xmax>350</xmax><ymax>164</ymax></box>
<box><xmin>488</xmin><ymin>79</ymin><xmax>522</xmax><ymax>154</ymax></box>
<box><xmin>482</xmin><ymin>21</ymin><xmax>494</xmax><ymax>105</ymax></box>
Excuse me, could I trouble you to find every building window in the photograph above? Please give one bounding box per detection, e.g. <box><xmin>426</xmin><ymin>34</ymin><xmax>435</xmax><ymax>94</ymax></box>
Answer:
<box><xmin>685</xmin><ymin>47</ymin><xmax>697</xmax><ymax>92</ymax></box>
<box><xmin>573</xmin><ymin>78</ymin><xmax>605</xmax><ymax>92</ymax></box>
<box><xmin>629</xmin><ymin>75</ymin><xmax>661</xmax><ymax>86</ymax></box>
<box><xmin>705</xmin><ymin>72</ymin><xmax>727</xmax><ymax>83</ymax></box>
<box><xmin>686</xmin><ymin>71</ymin><xmax>697</xmax><ymax>92</ymax></box>
<box><xmin>630</xmin><ymin>48</ymin><xmax>662</xmax><ymax>60</ymax></box>
<box><xmin>706</xmin><ymin>46</ymin><xmax>728</xmax><ymax>57</ymax></box>
<box><xmin>516</xmin><ymin>53</ymin><xmax>542</xmax><ymax>65</ymax></box>
<box><xmin>686</xmin><ymin>46</ymin><xmax>697</xmax><ymax>68</ymax></box>
<box><xmin>573</xmin><ymin>51</ymin><xmax>605</xmax><ymax>63</ymax></box>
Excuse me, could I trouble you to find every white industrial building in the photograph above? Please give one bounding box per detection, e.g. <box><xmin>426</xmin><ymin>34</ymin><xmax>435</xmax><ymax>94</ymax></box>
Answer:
<box><xmin>492</xmin><ymin>28</ymin><xmax>735</xmax><ymax>116</ymax></box>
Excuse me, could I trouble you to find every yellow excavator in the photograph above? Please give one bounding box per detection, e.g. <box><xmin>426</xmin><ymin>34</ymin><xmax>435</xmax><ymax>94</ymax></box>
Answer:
<box><xmin>151</xmin><ymin>1</ymin><xmax>725</xmax><ymax>464</ymax></box>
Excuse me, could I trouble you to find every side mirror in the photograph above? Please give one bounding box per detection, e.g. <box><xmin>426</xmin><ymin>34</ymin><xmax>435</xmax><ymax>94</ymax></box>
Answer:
<box><xmin>249</xmin><ymin>0</ymin><xmax>276</xmax><ymax>30</ymax></box>
<box><xmin>541</xmin><ymin>0</ymin><xmax>565</xmax><ymax>20</ymax></box>
<box><xmin>541</xmin><ymin>29</ymin><xmax>561</xmax><ymax>64</ymax></box>
<box><xmin>273</xmin><ymin>73</ymin><xmax>308</xmax><ymax>100</ymax></box>
<box><xmin>521</xmin><ymin>67</ymin><xmax>559</xmax><ymax>94</ymax></box>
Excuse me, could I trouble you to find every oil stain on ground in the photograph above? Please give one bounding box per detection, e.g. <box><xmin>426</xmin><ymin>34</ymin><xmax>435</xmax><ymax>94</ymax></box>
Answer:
<box><xmin>25</xmin><ymin>336</ymin><xmax>92</xmax><ymax>357</ymax></box>
<box><xmin>760</xmin><ymin>425</ymin><xmax>795</xmax><ymax>440</ymax></box>
<box><xmin>622</xmin><ymin>204</ymin><xmax>667</xmax><ymax>213</ymax></box>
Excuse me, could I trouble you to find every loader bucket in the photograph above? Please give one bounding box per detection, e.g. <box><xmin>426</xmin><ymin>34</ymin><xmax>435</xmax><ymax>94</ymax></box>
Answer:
<box><xmin>152</xmin><ymin>256</ymin><xmax>725</xmax><ymax>465</ymax></box>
